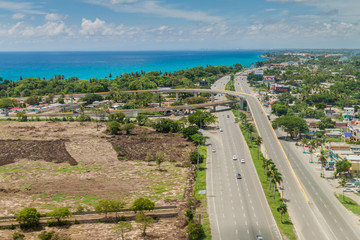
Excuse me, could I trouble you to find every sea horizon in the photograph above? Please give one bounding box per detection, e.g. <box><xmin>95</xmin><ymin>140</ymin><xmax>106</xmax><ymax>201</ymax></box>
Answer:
<box><xmin>0</xmin><ymin>50</ymin><xmax>264</xmax><ymax>81</ymax></box>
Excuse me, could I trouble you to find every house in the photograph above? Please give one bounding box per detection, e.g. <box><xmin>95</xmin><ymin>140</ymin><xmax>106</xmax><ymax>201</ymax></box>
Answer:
<box><xmin>348</xmin><ymin>125</ymin><xmax>360</xmax><ymax>141</ymax></box>
<box><xmin>344</xmin><ymin>107</ymin><xmax>355</xmax><ymax>115</ymax></box>
<box><xmin>254</xmin><ymin>70</ymin><xmax>264</xmax><ymax>75</ymax></box>
<box><xmin>344</xmin><ymin>155</ymin><xmax>360</xmax><ymax>177</ymax></box>
<box><xmin>325</xmin><ymin>142</ymin><xmax>350</xmax><ymax>151</ymax></box>
<box><xmin>324</xmin><ymin>131</ymin><xmax>342</xmax><ymax>138</ymax></box>
<box><xmin>271</xmin><ymin>84</ymin><xmax>290</xmax><ymax>93</ymax></box>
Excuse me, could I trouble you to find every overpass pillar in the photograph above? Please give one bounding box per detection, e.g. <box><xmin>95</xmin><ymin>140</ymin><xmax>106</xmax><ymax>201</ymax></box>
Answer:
<box><xmin>211</xmin><ymin>94</ymin><xmax>215</xmax><ymax>102</ymax></box>
<box><xmin>176</xmin><ymin>92</ymin><xmax>179</xmax><ymax>102</ymax></box>
<box><xmin>239</xmin><ymin>98</ymin><xmax>244</xmax><ymax>110</ymax></box>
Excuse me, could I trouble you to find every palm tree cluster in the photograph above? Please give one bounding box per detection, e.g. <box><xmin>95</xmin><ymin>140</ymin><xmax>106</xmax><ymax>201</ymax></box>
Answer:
<box><xmin>262</xmin><ymin>158</ymin><xmax>283</xmax><ymax>200</ymax></box>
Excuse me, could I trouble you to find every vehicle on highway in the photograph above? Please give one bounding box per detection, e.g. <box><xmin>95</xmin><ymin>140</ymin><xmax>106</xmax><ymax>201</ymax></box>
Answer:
<box><xmin>219</xmin><ymin>128</ymin><xmax>223</xmax><ymax>132</ymax></box>
<box><xmin>227</xmin><ymin>114</ymin><xmax>229</xmax><ymax>118</ymax></box>
<box><xmin>212</xmin><ymin>148</ymin><xmax>216</xmax><ymax>152</ymax></box>
<box><xmin>216</xmin><ymin>125</ymin><xmax>220</xmax><ymax>130</ymax></box>
<box><xmin>256</xmin><ymin>235</ymin><xmax>264</xmax><ymax>240</ymax></box>
<box><xmin>241</xmin><ymin>159</ymin><xmax>245</xmax><ymax>164</ymax></box>
<box><xmin>343</xmin><ymin>187</ymin><xmax>354</xmax><ymax>192</ymax></box>
<box><xmin>236</xmin><ymin>173</ymin><xmax>242</xmax><ymax>179</ymax></box>
<box><xmin>233</xmin><ymin>155</ymin><xmax>237</xmax><ymax>160</ymax></box>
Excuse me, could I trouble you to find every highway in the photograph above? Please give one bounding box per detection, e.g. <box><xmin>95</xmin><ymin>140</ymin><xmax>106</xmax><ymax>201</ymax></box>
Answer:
<box><xmin>206</xmin><ymin>76</ymin><xmax>281</xmax><ymax>240</ymax></box>
<box><xmin>235</xmin><ymin>74</ymin><xmax>360</xmax><ymax>240</ymax></box>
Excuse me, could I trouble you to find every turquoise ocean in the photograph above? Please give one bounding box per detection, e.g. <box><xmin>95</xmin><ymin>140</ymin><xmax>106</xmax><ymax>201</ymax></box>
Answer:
<box><xmin>0</xmin><ymin>51</ymin><xmax>263</xmax><ymax>81</ymax></box>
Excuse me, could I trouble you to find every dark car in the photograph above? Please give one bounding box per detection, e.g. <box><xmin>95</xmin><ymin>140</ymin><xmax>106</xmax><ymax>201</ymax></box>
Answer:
<box><xmin>237</xmin><ymin>173</ymin><xmax>242</xmax><ymax>179</ymax></box>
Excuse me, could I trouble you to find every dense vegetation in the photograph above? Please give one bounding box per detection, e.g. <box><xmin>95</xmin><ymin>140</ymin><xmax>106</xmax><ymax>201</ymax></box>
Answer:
<box><xmin>0</xmin><ymin>64</ymin><xmax>243</xmax><ymax>98</ymax></box>
<box><xmin>251</xmin><ymin>51</ymin><xmax>360</xmax><ymax>109</ymax></box>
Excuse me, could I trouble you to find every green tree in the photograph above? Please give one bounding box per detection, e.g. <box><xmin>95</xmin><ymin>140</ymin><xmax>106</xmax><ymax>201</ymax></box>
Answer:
<box><xmin>130</xmin><ymin>197</ymin><xmax>155</xmax><ymax>215</ymax></box>
<box><xmin>135</xmin><ymin>213</ymin><xmax>154</xmax><ymax>237</ymax></box>
<box><xmin>16</xmin><ymin>111</ymin><xmax>27</xmax><ymax>122</ymax></box>
<box><xmin>122</xmin><ymin>123</ymin><xmax>135</xmax><ymax>135</ymax></box>
<box><xmin>154</xmin><ymin>118</ymin><xmax>182</xmax><ymax>133</ymax></box>
<box><xmin>335</xmin><ymin>160</ymin><xmax>352</xmax><ymax>178</ymax></box>
<box><xmin>145</xmin><ymin>152</ymin><xmax>153</xmax><ymax>166</ymax></box>
<box><xmin>277</xmin><ymin>202</ymin><xmax>288</xmax><ymax>224</ymax></box>
<box><xmin>188</xmin><ymin>110</ymin><xmax>216</xmax><ymax>128</ymax></box>
<box><xmin>136</xmin><ymin>114</ymin><xmax>148</xmax><ymax>126</ymax></box>
<box><xmin>47</xmin><ymin>206</ymin><xmax>72</xmax><ymax>223</ymax></box>
<box><xmin>272</xmin><ymin>116</ymin><xmax>309</xmax><ymax>138</ymax></box>
<box><xmin>112</xmin><ymin>221</ymin><xmax>133</xmax><ymax>240</ymax></box>
<box><xmin>182</xmin><ymin>126</ymin><xmax>199</xmax><ymax>140</ymax></box>
<box><xmin>107</xmin><ymin>121</ymin><xmax>120</xmax><ymax>135</ymax></box>
<box><xmin>108</xmin><ymin>112</ymin><xmax>126</xmax><ymax>122</ymax></box>
<box><xmin>81</xmin><ymin>93</ymin><xmax>104</xmax><ymax>104</ymax></box>
<box><xmin>271</xmin><ymin>103</ymin><xmax>288</xmax><ymax>116</ymax></box>
<box><xmin>186</xmin><ymin>222</ymin><xmax>205</xmax><ymax>240</ymax></box>
<box><xmin>190</xmin><ymin>134</ymin><xmax>209</xmax><ymax>145</ymax></box>
<box><xmin>56</xmin><ymin>97</ymin><xmax>65</xmax><ymax>104</ymax></box>
<box><xmin>95</xmin><ymin>199</ymin><xmax>122</xmax><ymax>218</ymax></box>
<box><xmin>316</xmin><ymin>116</ymin><xmax>335</xmax><ymax>130</ymax></box>
<box><xmin>15</xmin><ymin>207</ymin><xmax>41</xmax><ymax>229</ymax></box>
<box><xmin>0</xmin><ymin>98</ymin><xmax>19</xmax><ymax>108</ymax></box>
<box><xmin>25</xmin><ymin>96</ymin><xmax>40</xmax><ymax>105</ymax></box>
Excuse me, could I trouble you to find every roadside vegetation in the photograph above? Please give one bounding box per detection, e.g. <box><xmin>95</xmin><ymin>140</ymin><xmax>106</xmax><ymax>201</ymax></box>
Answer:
<box><xmin>335</xmin><ymin>194</ymin><xmax>360</xmax><ymax>216</ymax></box>
<box><xmin>233</xmin><ymin>108</ymin><xmax>297</xmax><ymax>240</ymax></box>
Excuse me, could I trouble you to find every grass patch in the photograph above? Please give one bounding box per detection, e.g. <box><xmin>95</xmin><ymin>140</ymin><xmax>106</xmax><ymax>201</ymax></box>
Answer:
<box><xmin>225</xmin><ymin>79</ymin><xmax>235</xmax><ymax>91</ymax></box>
<box><xmin>233</xmin><ymin>109</ymin><xmax>297</xmax><ymax>240</ymax></box>
<box><xmin>51</xmin><ymin>193</ymin><xmax>66</xmax><ymax>202</ymax></box>
<box><xmin>335</xmin><ymin>194</ymin><xmax>360</xmax><ymax>216</ymax></box>
<box><xmin>0</xmin><ymin>166</ymin><xmax>26</xmax><ymax>173</ymax></box>
<box><xmin>193</xmin><ymin>145</ymin><xmax>211</xmax><ymax>240</ymax></box>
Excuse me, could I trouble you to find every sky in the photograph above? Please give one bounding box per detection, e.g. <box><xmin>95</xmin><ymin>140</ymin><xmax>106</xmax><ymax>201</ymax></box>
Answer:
<box><xmin>0</xmin><ymin>0</ymin><xmax>359</xmax><ymax>51</ymax></box>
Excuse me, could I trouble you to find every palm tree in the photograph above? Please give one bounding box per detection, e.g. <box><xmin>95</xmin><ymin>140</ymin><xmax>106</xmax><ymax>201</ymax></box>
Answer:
<box><xmin>301</xmin><ymin>138</ymin><xmax>309</xmax><ymax>152</ymax></box>
<box><xmin>254</xmin><ymin>136</ymin><xmax>263</xmax><ymax>161</ymax></box>
<box><xmin>277</xmin><ymin>202</ymin><xmax>287</xmax><ymax>224</ymax></box>
<box><xmin>272</xmin><ymin>171</ymin><xmax>283</xmax><ymax>200</ymax></box>
<box><xmin>318</xmin><ymin>150</ymin><xmax>327</xmax><ymax>177</ymax></box>
<box><xmin>309</xmin><ymin>140</ymin><xmax>317</xmax><ymax>163</ymax></box>
<box><xmin>263</xmin><ymin>158</ymin><xmax>273</xmax><ymax>178</ymax></box>
<box><xmin>268</xmin><ymin>164</ymin><xmax>278</xmax><ymax>189</ymax></box>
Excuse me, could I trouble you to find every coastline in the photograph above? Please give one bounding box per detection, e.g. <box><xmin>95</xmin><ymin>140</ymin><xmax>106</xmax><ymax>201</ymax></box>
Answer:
<box><xmin>0</xmin><ymin>50</ymin><xmax>264</xmax><ymax>81</ymax></box>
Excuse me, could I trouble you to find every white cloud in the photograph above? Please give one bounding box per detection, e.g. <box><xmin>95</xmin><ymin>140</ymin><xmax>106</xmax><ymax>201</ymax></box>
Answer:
<box><xmin>80</xmin><ymin>18</ymin><xmax>116</xmax><ymax>36</ymax></box>
<box><xmin>1</xmin><ymin>20</ymin><xmax>73</xmax><ymax>37</ymax></box>
<box><xmin>12</xmin><ymin>13</ymin><xmax>25</xmax><ymax>20</ymax></box>
<box><xmin>0</xmin><ymin>1</ymin><xmax>44</xmax><ymax>14</ymax></box>
<box><xmin>85</xmin><ymin>0</ymin><xmax>223</xmax><ymax>23</ymax></box>
<box><xmin>45</xmin><ymin>13</ymin><xmax>66</xmax><ymax>22</ymax></box>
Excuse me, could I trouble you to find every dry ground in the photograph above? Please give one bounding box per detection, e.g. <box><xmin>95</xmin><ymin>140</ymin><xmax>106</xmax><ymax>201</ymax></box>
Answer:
<box><xmin>0</xmin><ymin>121</ymin><xmax>195</xmax><ymax>239</ymax></box>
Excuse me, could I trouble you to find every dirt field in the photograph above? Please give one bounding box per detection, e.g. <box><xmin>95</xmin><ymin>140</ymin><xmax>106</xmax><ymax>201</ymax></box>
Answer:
<box><xmin>0</xmin><ymin>121</ymin><xmax>196</xmax><ymax>239</ymax></box>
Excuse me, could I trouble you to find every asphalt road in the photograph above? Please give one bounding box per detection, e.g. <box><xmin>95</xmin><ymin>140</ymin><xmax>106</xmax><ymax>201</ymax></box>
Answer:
<box><xmin>206</xmin><ymin>75</ymin><xmax>281</xmax><ymax>240</ymax></box>
<box><xmin>235</xmin><ymin>75</ymin><xmax>360</xmax><ymax>240</ymax></box>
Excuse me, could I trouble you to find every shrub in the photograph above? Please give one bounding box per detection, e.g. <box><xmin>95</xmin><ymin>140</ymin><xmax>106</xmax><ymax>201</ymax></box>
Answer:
<box><xmin>12</xmin><ymin>231</ymin><xmax>25</xmax><ymax>240</ymax></box>
<box><xmin>15</xmin><ymin>207</ymin><xmax>41</xmax><ymax>229</ymax></box>
<box><xmin>186</xmin><ymin>222</ymin><xmax>205</xmax><ymax>240</ymax></box>
<box><xmin>107</xmin><ymin>121</ymin><xmax>120</xmax><ymax>135</ymax></box>
<box><xmin>190</xmin><ymin>151</ymin><xmax>204</xmax><ymax>164</ymax></box>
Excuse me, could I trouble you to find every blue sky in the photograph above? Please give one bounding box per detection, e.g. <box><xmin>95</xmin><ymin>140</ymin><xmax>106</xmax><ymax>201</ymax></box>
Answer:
<box><xmin>0</xmin><ymin>0</ymin><xmax>359</xmax><ymax>50</ymax></box>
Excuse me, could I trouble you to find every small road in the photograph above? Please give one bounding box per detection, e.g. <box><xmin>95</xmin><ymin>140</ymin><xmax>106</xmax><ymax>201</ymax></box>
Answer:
<box><xmin>235</xmin><ymin>74</ymin><xmax>360</xmax><ymax>240</ymax></box>
<box><xmin>206</xmin><ymin>75</ymin><xmax>281</xmax><ymax>240</ymax></box>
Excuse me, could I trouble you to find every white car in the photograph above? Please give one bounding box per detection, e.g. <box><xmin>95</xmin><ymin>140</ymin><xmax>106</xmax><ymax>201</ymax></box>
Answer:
<box><xmin>241</xmin><ymin>159</ymin><xmax>245</xmax><ymax>164</ymax></box>
<box><xmin>219</xmin><ymin>128</ymin><xmax>223</xmax><ymax>132</ymax></box>
<box><xmin>343</xmin><ymin>187</ymin><xmax>354</xmax><ymax>192</ymax></box>
<box><xmin>233</xmin><ymin>155</ymin><xmax>237</xmax><ymax>160</ymax></box>
<box><xmin>212</xmin><ymin>148</ymin><xmax>216</xmax><ymax>152</ymax></box>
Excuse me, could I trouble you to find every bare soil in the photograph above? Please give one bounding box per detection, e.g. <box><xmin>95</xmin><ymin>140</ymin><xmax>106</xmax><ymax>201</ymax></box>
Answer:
<box><xmin>0</xmin><ymin>121</ymin><xmax>195</xmax><ymax>239</ymax></box>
